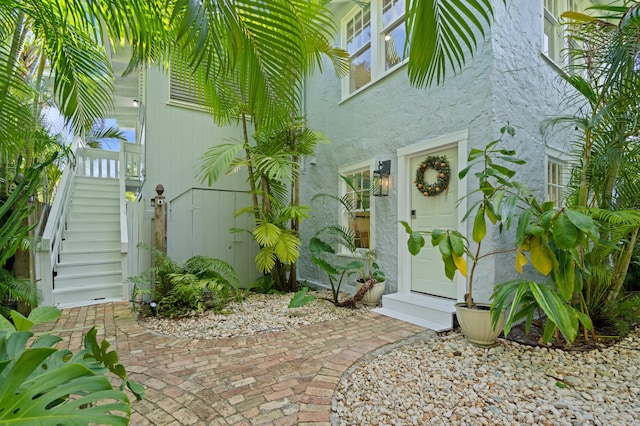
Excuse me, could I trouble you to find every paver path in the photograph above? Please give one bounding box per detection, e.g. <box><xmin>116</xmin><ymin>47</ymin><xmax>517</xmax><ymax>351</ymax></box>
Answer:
<box><xmin>36</xmin><ymin>302</ymin><xmax>426</xmax><ymax>425</ymax></box>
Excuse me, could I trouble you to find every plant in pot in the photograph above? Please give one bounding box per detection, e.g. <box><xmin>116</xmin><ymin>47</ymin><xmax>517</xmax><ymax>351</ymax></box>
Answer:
<box><xmin>310</xmin><ymin>175</ymin><xmax>386</xmax><ymax>307</ymax></box>
<box><xmin>403</xmin><ymin>125</ymin><xmax>598</xmax><ymax>346</ymax></box>
<box><xmin>309</xmin><ymin>226</ymin><xmax>386</xmax><ymax>307</ymax></box>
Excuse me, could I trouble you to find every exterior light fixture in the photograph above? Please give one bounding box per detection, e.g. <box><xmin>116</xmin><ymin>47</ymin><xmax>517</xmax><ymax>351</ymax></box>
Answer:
<box><xmin>149</xmin><ymin>300</ymin><xmax>158</xmax><ymax>316</ymax></box>
<box><xmin>150</xmin><ymin>197</ymin><xmax>155</xmax><ymax>207</ymax></box>
<box><xmin>132</xmin><ymin>99</ymin><xmax>140</xmax><ymax>107</ymax></box>
<box><xmin>373</xmin><ymin>160</ymin><xmax>391</xmax><ymax>197</ymax></box>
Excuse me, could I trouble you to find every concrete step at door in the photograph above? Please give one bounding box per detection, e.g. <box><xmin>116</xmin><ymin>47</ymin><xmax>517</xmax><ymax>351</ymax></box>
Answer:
<box><xmin>56</xmin><ymin>259</ymin><xmax>121</xmax><ymax>276</ymax></box>
<box><xmin>58</xmin><ymin>249</ymin><xmax>121</xmax><ymax>264</ymax></box>
<box><xmin>63</xmin><ymin>229</ymin><xmax>120</xmax><ymax>242</ymax></box>
<box><xmin>62</xmin><ymin>239</ymin><xmax>120</xmax><ymax>252</ymax></box>
<box><xmin>54</xmin><ymin>271</ymin><xmax>122</xmax><ymax>291</ymax></box>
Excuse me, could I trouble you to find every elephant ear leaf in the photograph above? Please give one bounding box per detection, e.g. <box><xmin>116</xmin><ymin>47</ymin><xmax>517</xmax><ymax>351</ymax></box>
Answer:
<box><xmin>0</xmin><ymin>348</ymin><xmax>131</xmax><ymax>424</ymax></box>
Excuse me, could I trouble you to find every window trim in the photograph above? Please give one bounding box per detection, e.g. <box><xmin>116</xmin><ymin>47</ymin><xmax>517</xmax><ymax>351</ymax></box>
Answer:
<box><xmin>338</xmin><ymin>159</ymin><xmax>377</xmax><ymax>255</ymax></box>
<box><xmin>545</xmin><ymin>147</ymin><xmax>571</xmax><ymax>206</ymax></box>
<box><xmin>541</xmin><ymin>0</ymin><xmax>582</xmax><ymax>69</ymax></box>
<box><xmin>340</xmin><ymin>0</ymin><xmax>408</xmax><ymax>101</ymax></box>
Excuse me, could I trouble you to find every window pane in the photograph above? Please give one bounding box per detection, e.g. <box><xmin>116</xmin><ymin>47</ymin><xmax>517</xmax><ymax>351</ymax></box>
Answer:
<box><xmin>346</xmin><ymin>6</ymin><xmax>371</xmax><ymax>56</ymax></box>
<box><xmin>343</xmin><ymin>170</ymin><xmax>371</xmax><ymax>249</ymax></box>
<box><xmin>349</xmin><ymin>48</ymin><xmax>372</xmax><ymax>92</ymax></box>
<box><xmin>383</xmin><ymin>0</ymin><xmax>405</xmax><ymax>28</ymax></box>
<box><xmin>385</xmin><ymin>23</ymin><xmax>408</xmax><ymax>70</ymax></box>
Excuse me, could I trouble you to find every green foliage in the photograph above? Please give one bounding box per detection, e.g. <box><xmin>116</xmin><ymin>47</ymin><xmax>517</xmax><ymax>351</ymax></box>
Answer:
<box><xmin>309</xmin><ymin>236</ymin><xmax>362</xmax><ymax>307</ymax></box>
<box><xmin>130</xmin><ymin>247</ymin><xmax>240</xmax><ymax>318</ymax></box>
<box><xmin>288</xmin><ymin>287</ymin><xmax>316</xmax><ymax>308</ymax></box>
<box><xmin>0</xmin><ymin>308</ymin><xmax>142</xmax><ymax>423</ymax></box>
<box><xmin>0</xmin><ymin>269</ymin><xmax>38</xmax><ymax>318</ymax></box>
<box><xmin>601</xmin><ymin>294</ymin><xmax>640</xmax><ymax>336</ymax></box>
<box><xmin>246</xmin><ymin>275</ymin><xmax>283</xmax><ymax>295</ymax></box>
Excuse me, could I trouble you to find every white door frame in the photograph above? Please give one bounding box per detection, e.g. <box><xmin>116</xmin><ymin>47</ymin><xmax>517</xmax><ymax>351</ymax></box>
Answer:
<box><xmin>396</xmin><ymin>129</ymin><xmax>468</xmax><ymax>302</ymax></box>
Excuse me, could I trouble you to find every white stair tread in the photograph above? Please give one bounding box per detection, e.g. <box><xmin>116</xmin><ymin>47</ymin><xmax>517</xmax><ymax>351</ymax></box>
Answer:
<box><xmin>373</xmin><ymin>308</ymin><xmax>452</xmax><ymax>332</ymax></box>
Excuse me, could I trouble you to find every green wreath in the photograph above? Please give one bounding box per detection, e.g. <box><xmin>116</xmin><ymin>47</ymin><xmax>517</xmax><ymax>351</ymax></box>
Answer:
<box><xmin>414</xmin><ymin>155</ymin><xmax>451</xmax><ymax>196</ymax></box>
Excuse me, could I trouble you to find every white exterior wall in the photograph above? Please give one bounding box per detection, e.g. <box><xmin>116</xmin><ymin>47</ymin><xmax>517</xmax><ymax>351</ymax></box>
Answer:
<box><xmin>138</xmin><ymin>67</ymin><xmax>260</xmax><ymax>285</ymax></box>
<box><xmin>299</xmin><ymin>1</ymin><xmax>579</xmax><ymax>302</ymax></box>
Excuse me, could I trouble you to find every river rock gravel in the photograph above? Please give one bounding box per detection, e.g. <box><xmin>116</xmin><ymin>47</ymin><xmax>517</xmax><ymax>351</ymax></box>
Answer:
<box><xmin>332</xmin><ymin>329</ymin><xmax>640</xmax><ymax>426</ymax></box>
<box><xmin>140</xmin><ymin>290</ymin><xmax>372</xmax><ymax>339</ymax></box>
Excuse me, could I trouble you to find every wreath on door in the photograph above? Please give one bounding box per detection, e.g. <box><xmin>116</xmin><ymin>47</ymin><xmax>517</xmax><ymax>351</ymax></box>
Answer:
<box><xmin>414</xmin><ymin>155</ymin><xmax>451</xmax><ymax>196</ymax></box>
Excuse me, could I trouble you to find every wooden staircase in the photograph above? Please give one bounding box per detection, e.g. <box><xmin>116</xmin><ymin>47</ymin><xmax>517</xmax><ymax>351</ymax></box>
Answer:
<box><xmin>52</xmin><ymin>176</ymin><xmax>125</xmax><ymax>307</ymax></box>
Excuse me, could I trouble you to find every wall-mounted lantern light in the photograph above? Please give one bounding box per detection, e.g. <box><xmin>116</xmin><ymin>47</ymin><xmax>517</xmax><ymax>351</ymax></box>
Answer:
<box><xmin>132</xmin><ymin>99</ymin><xmax>140</xmax><ymax>108</ymax></box>
<box><xmin>373</xmin><ymin>160</ymin><xmax>391</xmax><ymax>197</ymax></box>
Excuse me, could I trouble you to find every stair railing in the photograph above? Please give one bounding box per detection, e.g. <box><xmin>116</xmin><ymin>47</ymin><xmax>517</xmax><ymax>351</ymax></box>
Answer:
<box><xmin>118</xmin><ymin>143</ymin><xmax>129</xmax><ymax>300</ymax></box>
<box><xmin>36</xmin><ymin>137</ymin><xmax>82</xmax><ymax>306</ymax></box>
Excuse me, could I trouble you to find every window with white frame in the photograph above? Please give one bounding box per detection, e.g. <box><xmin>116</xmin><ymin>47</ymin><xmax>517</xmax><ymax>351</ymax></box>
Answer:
<box><xmin>342</xmin><ymin>0</ymin><xmax>408</xmax><ymax>97</ymax></box>
<box><xmin>543</xmin><ymin>0</ymin><xmax>580</xmax><ymax>66</ymax></box>
<box><xmin>547</xmin><ymin>157</ymin><xmax>568</xmax><ymax>206</ymax></box>
<box><xmin>339</xmin><ymin>160</ymin><xmax>376</xmax><ymax>251</ymax></box>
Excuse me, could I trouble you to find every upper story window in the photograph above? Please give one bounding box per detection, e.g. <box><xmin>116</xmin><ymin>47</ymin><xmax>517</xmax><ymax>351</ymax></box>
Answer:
<box><xmin>339</xmin><ymin>160</ymin><xmax>376</xmax><ymax>251</ymax></box>
<box><xmin>543</xmin><ymin>0</ymin><xmax>580</xmax><ymax>67</ymax></box>
<box><xmin>342</xmin><ymin>0</ymin><xmax>408</xmax><ymax>98</ymax></box>
<box><xmin>169</xmin><ymin>57</ymin><xmax>207</xmax><ymax>107</ymax></box>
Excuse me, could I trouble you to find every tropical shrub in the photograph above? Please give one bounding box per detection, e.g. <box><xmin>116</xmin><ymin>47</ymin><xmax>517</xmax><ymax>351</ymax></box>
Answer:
<box><xmin>0</xmin><ymin>306</ymin><xmax>143</xmax><ymax>424</ymax></box>
<box><xmin>130</xmin><ymin>248</ymin><xmax>240</xmax><ymax>318</ymax></box>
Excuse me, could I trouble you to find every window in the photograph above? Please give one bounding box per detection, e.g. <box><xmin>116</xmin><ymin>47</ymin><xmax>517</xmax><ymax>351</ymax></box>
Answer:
<box><xmin>543</xmin><ymin>0</ymin><xmax>580</xmax><ymax>66</ymax></box>
<box><xmin>339</xmin><ymin>160</ymin><xmax>376</xmax><ymax>251</ymax></box>
<box><xmin>169</xmin><ymin>58</ymin><xmax>207</xmax><ymax>107</ymax></box>
<box><xmin>342</xmin><ymin>0</ymin><xmax>408</xmax><ymax>98</ymax></box>
<box><xmin>547</xmin><ymin>157</ymin><xmax>568</xmax><ymax>206</ymax></box>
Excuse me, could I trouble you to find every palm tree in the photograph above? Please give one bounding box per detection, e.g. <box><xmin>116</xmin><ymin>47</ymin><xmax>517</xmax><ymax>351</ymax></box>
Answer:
<box><xmin>405</xmin><ymin>0</ymin><xmax>501</xmax><ymax>88</ymax></box>
<box><xmin>186</xmin><ymin>1</ymin><xmax>348</xmax><ymax>291</ymax></box>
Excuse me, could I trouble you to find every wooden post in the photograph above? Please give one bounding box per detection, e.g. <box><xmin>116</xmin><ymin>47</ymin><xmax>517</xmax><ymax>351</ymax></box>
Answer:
<box><xmin>154</xmin><ymin>184</ymin><xmax>166</xmax><ymax>255</ymax></box>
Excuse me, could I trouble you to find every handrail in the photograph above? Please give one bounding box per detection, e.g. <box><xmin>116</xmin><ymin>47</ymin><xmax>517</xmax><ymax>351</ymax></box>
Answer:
<box><xmin>118</xmin><ymin>144</ymin><xmax>129</xmax><ymax>301</ymax></box>
<box><xmin>37</xmin><ymin>137</ymin><xmax>81</xmax><ymax>306</ymax></box>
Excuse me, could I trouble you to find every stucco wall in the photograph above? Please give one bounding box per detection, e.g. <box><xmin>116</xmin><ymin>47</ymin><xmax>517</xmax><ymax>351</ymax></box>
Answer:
<box><xmin>299</xmin><ymin>0</ymin><xmax>580</xmax><ymax>302</ymax></box>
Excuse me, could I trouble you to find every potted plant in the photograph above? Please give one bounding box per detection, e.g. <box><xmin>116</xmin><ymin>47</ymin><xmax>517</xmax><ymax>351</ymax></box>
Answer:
<box><xmin>403</xmin><ymin>125</ymin><xmax>599</xmax><ymax>346</ymax></box>
<box><xmin>403</xmin><ymin>125</ymin><xmax>526</xmax><ymax>344</ymax></box>
<box><xmin>310</xmin><ymin>175</ymin><xmax>386</xmax><ymax>306</ymax></box>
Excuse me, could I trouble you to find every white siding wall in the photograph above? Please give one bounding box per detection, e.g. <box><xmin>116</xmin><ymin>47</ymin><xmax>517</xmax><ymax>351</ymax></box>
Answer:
<box><xmin>140</xmin><ymin>67</ymin><xmax>260</xmax><ymax>285</ymax></box>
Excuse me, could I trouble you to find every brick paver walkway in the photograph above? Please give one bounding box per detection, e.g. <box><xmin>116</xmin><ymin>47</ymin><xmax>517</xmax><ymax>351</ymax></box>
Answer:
<box><xmin>36</xmin><ymin>302</ymin><xmax>427</xmax><ymax>425</ymax></box>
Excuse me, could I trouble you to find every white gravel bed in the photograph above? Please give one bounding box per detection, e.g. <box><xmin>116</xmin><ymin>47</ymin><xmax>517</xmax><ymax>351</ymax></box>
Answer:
<box><xmin>140</xmin><ymin>290</ymin><xmax>372</xmax><ymax>339</ymax></box>
<box><xmin>332</xmin><ymin>330</ymin><xmax>640</xmax><ymax>426</ymax></box>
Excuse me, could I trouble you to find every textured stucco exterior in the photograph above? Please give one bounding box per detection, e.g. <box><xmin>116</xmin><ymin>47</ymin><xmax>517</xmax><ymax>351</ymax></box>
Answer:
<box><xmin>298</xmin><ymin>1</ymin><xmax>580</xmax><ymax>303</ymax></box>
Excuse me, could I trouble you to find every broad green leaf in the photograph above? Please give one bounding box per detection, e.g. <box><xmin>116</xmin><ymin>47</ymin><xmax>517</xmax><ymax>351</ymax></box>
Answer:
<box><xmin>529</xmin><ymin>236</ymin><xmax>552</xmax><ymax>275</ymax></box>
<box><xmin>26</xmin><ymin>306</ymin><xmax>61</xmax><ymax>327</ymax></box>
<box><xmin>565</xmin><ymin>209</ymin><xmax>600</xmax><ymax>239</ymax></box>
<box><xmin>407</xmin><ymin>232</ymin><xmax>426</xmax><ymax>256</ymax></box>
<box><xmin>552</xmin><ymin>213</ymin><xmax>578</xmax><ymax>249</ymax></box>
<box><xmin>255</xmin><ymin>247</ymin><xmax>277</xmax><ymax>273</ymax></box>
<box><xmin>274</xmin><ymin>232</ymin><xmax>301</xmax><ymax>264</ymax></box>
<box><xmin>438</xmin><ymin>235</ymin><xmax>452</xmax><ymax>257</ymax></box>
<box><xmin>0</xmin><ymin>315</ymin><xmax>13</xmax><ymax>333</ymax></box>
<box><xmin>9</xmin><ymin>311</ymin><xmax>32</xmax><ymax>333</ymax></box>
<box><xmin>443</xmin><ymin>255</ymin><xmax>457</xmax><ymax>281</ymax></box>
<box><xmin>309</xmin><ymin>237</ymin><xmax>334</xmax><ymax>256</ymax></box>
<box><xmin>472</xmin><ymin>206</ymin><xmax>486</xmax><ymax>243</ymax></box>
<box><xmin>288</xmin><ymin>288</ymin><xmax>315</xmax><ymax>308</ymax></box>
<box><xmin>449</xmin><ymin>233</ymin><xmax>465</xmax><ymax>257</ymax></box>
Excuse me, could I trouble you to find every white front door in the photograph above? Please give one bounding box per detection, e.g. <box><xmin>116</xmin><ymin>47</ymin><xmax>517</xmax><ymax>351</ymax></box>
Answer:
<box><xmin>410</xmin><ymin>146</ymin><xmax>459</xmax><ymax>298</ymax></box>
